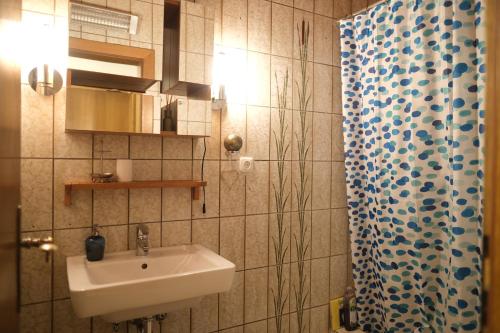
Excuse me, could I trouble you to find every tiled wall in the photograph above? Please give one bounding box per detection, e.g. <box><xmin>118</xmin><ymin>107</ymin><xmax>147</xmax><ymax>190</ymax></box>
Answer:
<box><xmin>20</xmin><ymin>0</ymin><xmax>378</xmax><ymax>332</ymax></box>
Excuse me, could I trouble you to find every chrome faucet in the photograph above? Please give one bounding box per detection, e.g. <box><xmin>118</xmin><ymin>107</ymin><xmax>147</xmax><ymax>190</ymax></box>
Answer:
<box><xmin>136</xmin><ymin>224</ymin><xmax>150</xmax><ymax>256</ymax></box>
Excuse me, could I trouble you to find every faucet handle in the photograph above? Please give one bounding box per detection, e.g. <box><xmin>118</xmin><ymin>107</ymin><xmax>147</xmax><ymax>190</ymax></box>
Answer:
<box><xmin>137</xmin><ymin>224</ymin><xmax>149</xmax><ymax>236</ymax></box>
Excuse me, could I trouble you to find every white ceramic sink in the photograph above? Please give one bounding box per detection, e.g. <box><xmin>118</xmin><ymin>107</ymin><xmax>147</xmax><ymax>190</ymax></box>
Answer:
<box><xmin>67</xmin><ymin>244</ymin><xmax>235</xmax><ymax>322</ymax></box>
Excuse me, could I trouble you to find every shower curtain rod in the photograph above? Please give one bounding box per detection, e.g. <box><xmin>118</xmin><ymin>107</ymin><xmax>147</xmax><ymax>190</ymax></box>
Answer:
<box><xmin>335</xmin><ymin>0</ymin><xmax>389</xmax><ymax>26</ymax></box>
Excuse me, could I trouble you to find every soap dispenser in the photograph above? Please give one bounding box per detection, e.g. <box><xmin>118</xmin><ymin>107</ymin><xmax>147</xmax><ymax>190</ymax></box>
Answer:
<box><xmin>86</xmin><ymin>224</ymin><xmax>105</xmax><ymax>261</ymax></box>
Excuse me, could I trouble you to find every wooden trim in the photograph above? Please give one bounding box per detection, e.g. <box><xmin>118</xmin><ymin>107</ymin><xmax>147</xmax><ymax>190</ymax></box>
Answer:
<box><xmin>485</xmin><ymin>0</ymin><xmax>499</xmax><ymax>331</ymax></box>
<box><xmin>68</xmin><ymin>37</ymin><xmax>155</xmax><ymax>79</ymax></box>
<box><xmin>64</xmin><ymin>180</ymin><xmax>207</xmax><ymax>206</ymax></box>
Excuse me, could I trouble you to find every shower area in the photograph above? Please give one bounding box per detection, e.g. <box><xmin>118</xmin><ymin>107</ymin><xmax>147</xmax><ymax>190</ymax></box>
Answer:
<box><xmin>338</xmin><ymin>0</ymin><xmax>485</xmax><ymax>332</ymax></box>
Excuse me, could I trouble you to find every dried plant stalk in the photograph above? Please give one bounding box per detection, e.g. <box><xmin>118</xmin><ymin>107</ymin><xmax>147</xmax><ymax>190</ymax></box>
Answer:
<box><xmin>272</xmin><ymin>70</ymin><xmax>290</xmax><ymax>333</ymax></box>
<box><xmin>293</xmin><ymin>19</ymin><xmax>311</xmax><ymax>333</ymax></box>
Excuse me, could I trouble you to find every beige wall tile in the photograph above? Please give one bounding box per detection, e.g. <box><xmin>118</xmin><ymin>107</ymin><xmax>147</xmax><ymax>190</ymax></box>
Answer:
<box><xmin>21</xmin><ymin>159</ymin><xmax>52</xmax><ymax>231</ymax></box>
<box><xmin>131</xmin><ymin>0</ymin><xmax>153</xmax><ymax>44</ymax></box>
<box><xmin>194</xmin><ymin>111</ymin><xmax>221</xmax><ymax>160</ymax></box>
<box><xmin>93</xmin><ymin>317</ymin><xmax>128</xmax><ymax>333</ymax></box>
<box><xmin>53</xmin><ymin>228</ymin><xmax>90</xmax><ymax>299</ymax></box>
<box><xmin>93</xmin><ymin>135</ymin><xmax>129</xmax><ymax>159</ymax></box>
<box><xmin>162</xmin><ymin>160</ymin><xmax>192</xmax><ymax>221</ymax></box>
<box><xmin>271</xmin><ymin>56</ymin><xmax>293</xmax><ymax>109</ymax></box>
<box><xmin>161</xmin><ymin>308</ymin><xmax>190</xmax><ymax>332</ymax></box>
<box><xmin>23</xmin><ymin>0</ymin><xmax>54</xmax><ymax>14</ymax></box>
<box><xmin>245</xmin><ymin>319</ymin><xmax>268</xmax><ymax>333</ymax></box>
<box><xmin>333</xmin><ymin>25</ymin><xmax>341</xmax><ymax>67</ymax></box>
<box><xmin>351</xmin><ymin>0</ymin><xmax>368</xmax><ymax>13</ymax></box>
<box><xmin>313</xmin><ymin>112</ymin><xmax>332</xmax><ymax>161</ymax></box>
<box><xmin>291</xmin><ymin>110</ymin><xmax>312</xmax><ymax>160</ymax></box>
<box><xmin>54</xmin><ymin>159</ymin><xmax>92</xmax><ymax>229</ymax></box>
<box><xmin>268</xmin><ymin>212</ymin><xmax>291</xmax><ymax>265</ymax></box>
<box><xmin>100</xmin><ymin>224</ymin><xmax>128</xmax><ymax>252</ymax></box>
<box><xmin>311</xmin><ymin>209</ymin><xmax>330</xmax><ymax>258</ymax></box>
<box><xmin>248</xmin><ymin>0</ymin><xmax>271</xmax><ymax>53</ymax></box>
<box><xmin>315</xmin><ymin>0</ymin><xmax>334</xmax><ymax>17</ymax></box>
<box><xmin>245</xmin><ymin>267</ymin><xmax>268</xmax><ymax>322</ymax></box>
<box><xmin>331</xmin><ymin>161</ymin><xmax>347</xmax><ymax>208</ymax></box>
<box><xmin>331</xmin><ymin>208</ymin><xmax>348</xmax><ymax>255</ymax></box>
<box><xmin>270</xmin><ymin>107</ymin><xmax>292</xmax><ymax>161</ymax></box>
<box><xmin>53</xmin><ymin>299</ymin><xmax>91</xmax><ymax>333</ymax></box>
<box><xmin>330</xmin><ymin>254</ymin><xmax>348</xmax><ymax>298</ymax></box>
<box><xmin>163</xmin><ymin>137</ymin><xmax>193</xmax><ymax>159</ymax></box>
<box><xmin>290</xmin><ymin>309</ymin><xmax>310</xmax><ymax>333</ymax></box>
<box><xmin>289</xmin><ymin>259</ymin><xmax>310</xmax><ymax>310</ymax></box>
<box><xmin>332</xmin><ymin>114</ymin><xmax>344</xmax><ymax>160</ymax></box>
<box><xmin>314</xmin><ymin>14</ymin><xmax>333</xmax><ymax>65</ymax></box>
<box><xmin>221</xmin><ymin>326</ymin><xmax>244</xmax><ymax>333</ymax></box>
<box><xmin>267</xmin><ymin>313</ymin><xmax>290</xmax><ymax>333</ymax></box>
<box><xmin>310</xmin><ymin>257</ymin><xmax>329</xmax><ymax>306</ymax></box>
<box><xmin>332</xmin><ymin>66</ymin><xmax>342</xmax><ymax>115</ymax></box>
<box><xmin>245</xmin><ymin>214</ymin><xmax>269</xmax><ymax>269</ymax></box>
<box><xmin>132</xmin><ymin>159</ymin><xmax>162</xmax><ymax>181</ymax></box>
<box><xmin>220</xmin><ymin>161</ymin><xmax>246</xmax><ymax>216</ymax></box>
<box><xmin>293</xmin><ymin>9</ymin><xmax>314</xmax><ymax>61</ymax></box>
<box><xmin>192</xmin><ymin>160</ymin><xmax>220</xmax><ymax>218</ymax></box>
<box><xmin>246</xmin><ymin>161</ymin><xmax>269</xmax><ymax>215</ymax></box>
<box><xmin>247</xmin><ymin>51</ymin><xmax>271</xmax><ymax>107</ymax></box>
<box><xmin>220</xmin><ymin>216</ymin><xmax>245</xmax><ymax>270</ymax></box>
<box><xmin>21</xmin><ymin>85</ymin><xmax>53</xmax><ymax>158</ymax></box>
<box><xmin>161</xmin><ymin>220</ymin><xmax>191</xmax><ymax>247</ymax></box>
<box><xmin>271</xmin><ymin>3</ymin><xmax>293</xmax><ymax>57</ymax></box>
<box><xmin>130</xmin><ymin>136</ymin><xmax>162</xmax><ymax>159</ymax></box>
<box><xmin>333</xmin><ymin>0</ymin><xmax>351</xmax><ymax>18</ymax></box>
<box><xmin>93</xmin><ymin>189</ymin><xmax>128</xmax><ymax>226</ymax></box>
<box><xmin>310</xmin><ymin>304</ymin><xmax>329</xmax><ymax>333</ymax></box>
<box><xmin>130</xmin><ymin>188</ymin><xmax>162</xmax><ymax>223</ymax></box>
<box><xmin>294</xmin><ymin>0</ymin><xmax>313</xmax><ymax>12</ymax></box>
<box><xmin>187</xmin><ymin>14</ymin><xmax>205</xmax><ymax>54</ymax></box>
<box><xmin>21</xmin><ymin>231</ymin><xmax>52</xmax><ymax>305</ymax></box>
<box><xmin>292</xmin><ymin>60</ymin><xmax>314</xmax><ymax>111</ymax></box>
<box><xmin>313</xmin><ymin>64</ymin><xmax>333</xmax><ymax>113</ymax></box>
<box><xmin>192</xmin><ymin>294</ymin><xmax>219</xmax><ymax>333</ymax></box>
<box><xmin>247</xmin><ymin>106</ymin><xmax>270</xmax><ymax>160</ymax></box>
<box><xmin>153</xmin><ymin>3</ymin><xmax>164</xmax><ymax>45</ymax></box>
<box><xmin>222</xmin><ymin>0</ymin><xmax>248</xmax><ymax>49</ymax></box>
<box><xmin>192</xmin><ymin>218</ymin><xmax>219</xmax><ymax>253</ymax></box>
<box><xmin>312</xmin><ymin>161</ymin><xmax>331</xmax><ymax>210</ymax></box>
<box><xmin>219</xmin><ymin>271</ymin><xmax>244</xmax><ymax>329</ymax></box>
<box><xmin>20</xmin><ymin>302</ymin><xmax>52</xmax><ymax>333</ymax></box>
<box><xmin>290</xmin><ymin>210</ymin><xmax>311</xmax><ymax>261</ymax></box>
<box><xmin>269</xmin><ymin>160</ymin><xmax>292</xmax><ymax>213</ymax></box>
<box><xmin>291</xmin><ymin>160</ymin><xmax>312</xmax><ymax>211</ymax></box>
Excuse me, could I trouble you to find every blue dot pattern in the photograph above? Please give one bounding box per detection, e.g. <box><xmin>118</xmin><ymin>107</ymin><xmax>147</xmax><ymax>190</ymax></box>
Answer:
<box><xmin>339</xmin><ymin>0</ymin><xmax>485</xmax><ymax>332</ymax></box>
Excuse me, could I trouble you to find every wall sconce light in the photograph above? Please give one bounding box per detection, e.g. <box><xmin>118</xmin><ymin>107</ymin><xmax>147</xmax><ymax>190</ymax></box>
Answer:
<box><xmin>211</xmin><ymin>49</ymin><xmax>227</xmax><ymax>110</ymax></box>
<box><xmin>28</xmin><ymin>64</ymin><xmax>63</xmax><ymax>96</ymax></box>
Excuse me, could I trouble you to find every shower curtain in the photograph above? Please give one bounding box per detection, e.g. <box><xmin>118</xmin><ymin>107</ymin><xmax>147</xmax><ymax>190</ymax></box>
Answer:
<box><xmin>340</xmin><ymin>0</ymin><xmax>485</xmax><ymax>332</ymax></box>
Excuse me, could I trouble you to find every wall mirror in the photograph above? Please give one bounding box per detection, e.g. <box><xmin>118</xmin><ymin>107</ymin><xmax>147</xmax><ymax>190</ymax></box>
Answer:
<box><xmin>65</xmin><ymin>0</ymin><xmax>214</xmax><ymax>137</ymax></box>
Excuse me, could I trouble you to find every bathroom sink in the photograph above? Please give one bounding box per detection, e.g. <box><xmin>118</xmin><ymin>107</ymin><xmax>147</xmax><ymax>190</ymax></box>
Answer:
<box><xmin>67</xmin><ymin>244</ymin><xmax>235</xmax><ymax>322</ymax></box>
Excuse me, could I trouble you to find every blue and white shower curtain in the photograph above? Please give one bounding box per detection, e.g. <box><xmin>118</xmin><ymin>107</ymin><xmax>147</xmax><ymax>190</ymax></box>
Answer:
<box><xmin>340</xmin><ymin>0</ymin><xmax>485</xmax><ymax>332</ymax></box>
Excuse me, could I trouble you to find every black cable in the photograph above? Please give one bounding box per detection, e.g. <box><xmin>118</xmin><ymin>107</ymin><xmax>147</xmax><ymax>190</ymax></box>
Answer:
<box><xmin>201</xmin><ymin>137</ymin><xmax>207</xmax><ymax>214</ymax></box>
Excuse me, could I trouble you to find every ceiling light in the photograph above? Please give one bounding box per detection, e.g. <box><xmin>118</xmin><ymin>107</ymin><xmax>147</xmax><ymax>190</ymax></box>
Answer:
<box><xmin>70</xmin><ymin>2</ymin><xmax>139</xmax><ymax>35</ymax></box>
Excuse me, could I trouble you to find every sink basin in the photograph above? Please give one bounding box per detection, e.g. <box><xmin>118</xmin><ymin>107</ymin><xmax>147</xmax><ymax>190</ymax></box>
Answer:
<box><xmin>67</xmin><ymin>244</ymin><xmax>235</xmax><ymax>322</ymax></box>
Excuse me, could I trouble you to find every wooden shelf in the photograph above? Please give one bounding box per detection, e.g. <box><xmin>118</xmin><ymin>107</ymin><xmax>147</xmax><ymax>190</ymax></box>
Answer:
<box><xmin>64</xmin><ymin>180</ymin><xmax>207</xmax><ymax>206</ymax></box>
<box><xmin>68</xmin><ymin>69</ymin><xmax>157</xmax><ymax>93</ymax></box>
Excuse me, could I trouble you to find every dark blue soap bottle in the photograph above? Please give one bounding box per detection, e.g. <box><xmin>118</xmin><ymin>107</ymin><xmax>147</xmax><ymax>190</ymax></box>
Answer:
<box><xmin>86</xmin><ymin>224</ymin><xmax>105</xmax><ymax>261</ymax></box>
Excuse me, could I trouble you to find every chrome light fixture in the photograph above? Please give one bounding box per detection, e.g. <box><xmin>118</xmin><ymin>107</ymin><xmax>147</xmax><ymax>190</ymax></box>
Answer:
<box><xmin>28</xmin><ymin>64</ymin><xmax>63</xmax><ymax>96</ymax></box>
<box><xmin>70</xmin><ymin>1</ymin><xmax>139</xmax><ymax>35</ymax></box>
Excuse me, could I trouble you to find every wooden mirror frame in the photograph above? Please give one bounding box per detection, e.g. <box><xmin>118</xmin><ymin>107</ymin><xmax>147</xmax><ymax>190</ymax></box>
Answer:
<box><xmin>68</xmin><ymin>37</ymin><xmax>155</xmax><ymax>80</ymax></box>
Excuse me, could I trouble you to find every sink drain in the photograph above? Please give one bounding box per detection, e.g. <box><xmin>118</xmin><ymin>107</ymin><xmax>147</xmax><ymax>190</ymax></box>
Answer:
<box><xmin>141</xmin><ymin>263</ymin><xmax>148</xmax><ymax>269</ymax></box>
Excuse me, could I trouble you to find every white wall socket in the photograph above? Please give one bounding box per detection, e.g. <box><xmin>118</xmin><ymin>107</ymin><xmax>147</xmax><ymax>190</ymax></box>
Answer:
<box><xmin>239</xmin><ymin>156</ymin><xmax>254</xmax><ymax>173</ymax></box>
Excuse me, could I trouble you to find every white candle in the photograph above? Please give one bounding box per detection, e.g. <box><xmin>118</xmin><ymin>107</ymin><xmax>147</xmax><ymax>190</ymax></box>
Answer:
<box><xmin>116</xmin><ymin>159</ymin><xmax>133</xmax><ymax>182</ymax></box>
